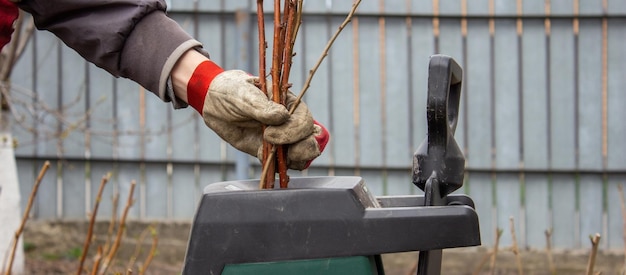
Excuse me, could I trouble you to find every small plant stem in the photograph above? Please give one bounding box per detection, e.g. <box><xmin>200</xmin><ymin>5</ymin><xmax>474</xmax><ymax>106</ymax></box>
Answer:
<box><xmin>489</xmin><ymin>228</ymin><xmax>503</xmax><ymax>275</ymax></box>
<box><xmin>103</xmin><ymin>192</ymin><xmax>119</xmax><ymax>255</ymax></box>
<box><xmin>99</xmin><ymin>181</ymin><xmax>136</xmax><ymax>275</ymax></box>
<box><xmin>289</xmin><ymin>0</ymin><xmax>362</xmax><ymax>115</ymax></box>
<box><xmin>77</xmin><ymin>173</ymin><xmax>111</xmax><ymax>275</ymax></box>
<box><xmin>4</xmin><ymin>161</ymin><xmax>49</xmax><ymax>275</ymax></box>
<box><xmin>139</xmin><ymin>227</ymin><xmax>158</xmax><ymax>275</ymax></box>
<box><xmin>90</xmin><ymin>246</ymin><xmax>103</xmax><ymax>275</ymax></box>
<box><xmin>125</xmin><ymin>225</ymin><xmax>151</xmax><ymax>272</ymax></box>
<box><xmin>509</xmin><ymin>217</ymin><xmax>524</xmax><ymax>275</ymax></box>
<box><xmin>586</xmin><ymin>233</ymin><xmax>601</xmax><ymax>275</ymax></box>
<box><xmin>545</xmin><ymin>228</ymin><xmax>556</xmax><ymax>275</ymax></box>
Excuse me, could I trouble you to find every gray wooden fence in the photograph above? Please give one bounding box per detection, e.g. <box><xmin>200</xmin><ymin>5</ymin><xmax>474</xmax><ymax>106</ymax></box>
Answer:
<box><xmin>7</xmin><ymin>0</ymin><xmax>626</xmax><ymax>251</ymax></box>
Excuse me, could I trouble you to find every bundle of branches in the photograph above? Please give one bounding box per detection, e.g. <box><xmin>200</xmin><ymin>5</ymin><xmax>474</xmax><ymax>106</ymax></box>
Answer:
<box><xmin>256</xmin><ymin>0</ymin><xmax>361</xmax><ymax>189</ymax></box>
<box><xmin>256</xmin><ymin>0</ymin><xmax>303</xmax><ymax>189</ymax></box>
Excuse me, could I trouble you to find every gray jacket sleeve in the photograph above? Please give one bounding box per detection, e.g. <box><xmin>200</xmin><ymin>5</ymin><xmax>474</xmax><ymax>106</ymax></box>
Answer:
<box><xmin>17</xmin><ymin>0</ymin><xmax>202</xmax><ymax>108</ymax></box>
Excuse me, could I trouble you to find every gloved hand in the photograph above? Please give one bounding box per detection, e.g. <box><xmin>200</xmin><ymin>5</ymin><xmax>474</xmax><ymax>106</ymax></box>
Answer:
<box><xmin>185</xmin><ymin>60</ymin><xmax>329</xmax><ymax>170</ymax></box>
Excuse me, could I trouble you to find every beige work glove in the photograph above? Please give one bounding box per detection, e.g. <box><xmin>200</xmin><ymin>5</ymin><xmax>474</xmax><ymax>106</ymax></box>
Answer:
<box><xmin>186</xmin><ymin>60</ymin><xmax>329</xmax><ymax>170</ymax></box>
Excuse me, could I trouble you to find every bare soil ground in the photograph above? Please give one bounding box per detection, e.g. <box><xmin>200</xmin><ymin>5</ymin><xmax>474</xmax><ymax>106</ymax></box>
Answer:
<box><xmin>20</xmin><ymin>221</ymin><xmax>624</xmax><ymax>275</ymax></box>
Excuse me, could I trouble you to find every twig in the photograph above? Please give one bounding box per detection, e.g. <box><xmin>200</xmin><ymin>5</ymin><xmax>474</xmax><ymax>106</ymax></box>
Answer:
<box><xmin>77</xmin><ymin>173</ymin><xmax>111</xmax><ymax>275</ymax></box>
<box><xmin>139</xmin><ymin>227</ymin><xmax>158</xmax><ymax>275</ymax></box>
<box><xmin>289</xmin><ymin>0</ymin><xmax>362</xmax><ymax>115</ymax></box>
<box><xmin>125</xmin><ymin>269</ymin><xmax>132</xmax><ymax>275</ymax></box>
<box><xmin>509</xmin><ymin>217</ymin><xmax>524</xmax><ymax>275</ymax></box>
<box><xmin>99</xmin><ymin>181</ymin><xmax>136</xmax><ymax>275</ymax></box>
<box><xmin>618</xmin><ymin>184</ymin><xmax>626</xmax><ymax>273</ymax></box>
<box><xmin>472</xmin><ymin>228</ymin><xmax>503</xmax><ymax>275</ymax></box>
<box><xmin>472</xmin><ymin>251</ymin><xmax>493</xmax><ymax>275</ymax></box>
<box><xmin>545</xmin><ymin>228</ymin><xmax>556</xmax><ymax>275</ymax></box>
<box><xmin>103</xmin><ymin>191</ymin><xmax>120</xmax><ymax>255</ymax></box>
<box><xmin>489</xmin><ymin>228</ymin><xmax>504</xmax><ymax>275</ymax></box>
<box><xmin>90</xmin><ymin>246</ymin><xmax>103</xmax><ymax>275</ymax></box>
<box><xmin>3</xmin><ymin>161</ymin><xmax>49</xmax><ymax>275</ymax></box>
<box><xmin>125</xmin><ymin>225</ymin><xmax>151</xmax><ymax>272</ymax></box>
<box><xmin>586</xmin><ymin>233</ymin><xmax>601</xmax><ymax>275</ymax></box>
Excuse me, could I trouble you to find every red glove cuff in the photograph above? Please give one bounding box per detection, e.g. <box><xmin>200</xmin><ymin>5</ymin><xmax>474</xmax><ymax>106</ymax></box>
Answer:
<box><xmin>304</xmin><ymin>120</ymin><xmax>330</xmax><ymax>169</ymax></box>
<box><xmin>0</xmin><ymin>0</ymin><xmax>19</xmax><ymax>50</ymax></box>
<box><xmin>187</xmin><ymin>60</ymin><xmax>224</xmax><ymax>113</ymax></box>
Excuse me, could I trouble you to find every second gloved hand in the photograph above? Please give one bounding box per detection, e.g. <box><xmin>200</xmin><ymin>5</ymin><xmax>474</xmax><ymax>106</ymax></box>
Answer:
<box><xmin>185</xmin><ymin>60</ymin><xmax>329</xmax><ymax>170</ymax></box>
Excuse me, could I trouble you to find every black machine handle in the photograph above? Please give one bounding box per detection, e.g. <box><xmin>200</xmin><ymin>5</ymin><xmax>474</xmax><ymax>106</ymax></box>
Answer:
<box><xmin>413</xmin><ymin>55</ymin><xmax>466</xmax><ymax>200</ymax></box>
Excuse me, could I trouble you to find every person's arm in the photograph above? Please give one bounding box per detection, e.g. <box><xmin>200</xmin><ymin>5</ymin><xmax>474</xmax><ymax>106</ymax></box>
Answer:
<box><xmin>16</xmin><ymin>0</ymin><xmax>200</xmax><ymax>108</ymax></box>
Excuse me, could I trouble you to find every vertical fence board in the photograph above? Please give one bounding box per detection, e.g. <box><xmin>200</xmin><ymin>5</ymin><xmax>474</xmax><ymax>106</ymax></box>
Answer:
<box><xmin>551</xmin><ymin>0</ymin><xmax>573</xmax><ymax>15</ymax></box>
<box><xmin>551</xmin><ymin>174</ymin><xmax>577</xmax><ymax>248</ymax></box>
<box><xmin>494</xmin><ymin>0</ymin><xmax>516</xmax><ymax>15</ymax></box>
<box><xmin>549</xmin><ymin>20</ymin><xmax>576</xmax><ymax>170</ymax></box>
<box><xmin>385</xmin><ymin>18</ymin><xmax>411</xmax><ymax>168</ymax></box>
<box><xmin>411</xmin><ymin>0</ymin><xmax>433</xmax><ymax>14</ymax></box>
<box><xmin>607</xmin><ymin>177</ymin><xmax>625</xmax><ymax>250</ymax></box>
<box><xmin>523</xmin><ymin>0</ymin><xmax>545</xmax><ymax>15</ymax></box>
<box><xmin>578</xmin><ymin>175</ymin><xmax>603</xmax><ymax>247</ymax></box>
<box><xmin>361</xmin><ymin>170</ymin><xmax>385</xmax><ymax>196</ymax></box>
<box><xmin>34</xmin><ymin>32</ymin><xmax>60</xmax><ymax>158</ymax></box>
<box><xmin>60</xmin><ymin>47</ymin><xmax>87</xmax><ymax>158</ymax></box>
<box><xmin>522</xmin><ymin>20</ymin><xmax>549</xmax><ymax>170</ymax></box>
<box><xmin>382</xmin><ymin>0</ymin><xmax>406</xmax><ymax>14</ymax></box>
<box><xmin>302</xmin><ymin>16</ymin><xmax>332</xmax><ymax>166</ymax></box>
<box><xmin>580</xmin><ymin>1</ymin><xmax>603</xmax><ymax>14</ymax></box>
<box><xmin>61</xmin><ymin>161</ymin><xmax>86</xmax><ymax>219</ymax></box>
<box><xmin>466</xmin><ymin>19</ymin><xmax>491</xmax><ymax>169</ymax></box>
<box><xmin>358</xmin><ymin>17</ymin><xmax>384</xmax><ymax>167</ymax></box>
<box><xmin>115</xmin><ymin>78</ymin><xmax>141</xmax><ymax>160</ymax></box>
<box><xmin>606</xmin><ymin>19</ymin><xmax>626</xmax><ymax>250</ymax></box>
<box><xmin>88</xmin><ymin>66</ymin><xmax>115</xmax><ymax>159</ymax></box>
<box><xmin>494</xmin><ymin>19</ymin><xmax>521</xmax><ymax>247</ymax></box>
<box><xmin>608</xmin><ymin>0</ymin><xmax>626</xmax><ymax>14</ymax></box>
<box><xmin>607</xmin><ymin>19</ymin><xmax>626</xmax><ymax>170</ymax></box>
<box><xmin>524</xmin><ymin>174</ymin><xmax>550</xmax><ymax>248</ymax></box>
<box><xmin>385</xmin><ymin>170</ymin><xmax>412</xmax><ymax>196</ymax></box>
<box><xmin>11</xmin><ymin>35</ymin><xmax>35</xmax><ymax>156</ymax></box>
<box><xmin>16</xmin><ymin>160</ymin><xmax>35</xmax><ymax>215</ymax></box>
<box><xmin>440</xmin><ymin>0</ymin><xmax>461</xmax><ymax>15</ymax></box>
<box><xmin>468</xmin><ymin>172</ymin><xmax>494</xmax><ymax>246</ymax></box>
<box><xmin>577</xmin><ymin>19</ymin><xmax>604</xmax><ymax>248</ymax></box>
<box><xmin>496</xmin><ymin>174</ymin><xmax>520</xmax><ymax>247</ymax></box>
<box><xmin>494</xmin><ymin>20</ymin><xmax>520</xmax><ymax>170</ymax></box>
<box><xmin>409</xmin><ymin>18</ymin><xmax>433</xmax><ymax>156</ymax></box>
<box><xmin>173</xmin><ymin>164</ymin><xmax>196</xmax><ymax>219</ymax></box>
<box><xmin>522</xmin><ymin>19</ymin><xmax>550</xmax><ymax>248</ymax></box>
<box><xmin>143</xmin><ymin>92</ymin><xmax>168</xmax><ymax>161</ymax></box>
<box><xmin>144</xmin><ymin>163</ymin><xmax>168</xmax><ymax>219</ymax></box>
<box><xmin>330</xmin><ymin>15</ymin><xmax>356</xmax><ymax>167</ymax></box>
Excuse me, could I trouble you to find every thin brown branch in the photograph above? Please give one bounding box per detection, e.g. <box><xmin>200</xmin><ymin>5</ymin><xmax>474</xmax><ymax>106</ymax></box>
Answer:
<box><xmin>125</xmin><ymin>225</ymin><xmax>151</xmax><ymax>273</ymax></box>
<box><xmin>545</xmin><ymin>228</ymin><xmax>556</xmax><ymax>275</ymax></box>
<box><xmin>99</xmin><ymin>181</ymin><xmax>136</xmax><ymax>275</ymax></box>
<box><xmin>472</xmin><ymin>251</ymin><xmax>493</xmax><ymax>275</ymax></box>
<box><xmin>586</xmin><ymin>233</ymin><xmax>601</xmax><ymax>275</ymax></box>
<box><xmin>90</xmin><ymin>246</ymin><xmax>103</xmax><ymax>275</ymax></box>
<box><xmin>77</xmin><ymin>173</ymin><xmax>111</xmax><ymax>275</ymax></box>
<box><xmin>4</xmin><ymin>161</ymin><xmax>50</xmax><ymax>275</ymax></box>
<box><xmin>509</xmin><ymin>217</ymin><xmax>524</xmax><ymax>275</ymax></box>
<box><xmin>489</xmin><ymin>228</ymin><xmax>504</xmax><ymax>275</ymax></box>
<box><xmin>103</xmin><ymin>191</ymin><xmax>119</xmax><ymax>256</ymax></box>
<box><xmin>289</xmin><ymin>0</ymin><xmax>362</xmax><ymax>115</ymax></box>
<box><xmin>139</xmin><ymin>227</ymin><xmax>158</xmax><ymax>275</ymax></box>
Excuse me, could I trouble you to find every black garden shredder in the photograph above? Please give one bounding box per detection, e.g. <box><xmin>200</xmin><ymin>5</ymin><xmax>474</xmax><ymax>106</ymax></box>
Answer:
<box><xmin>182</xmin><ymin>55</ymin><xmax>481</xmax><ymax>275</ymax></box>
